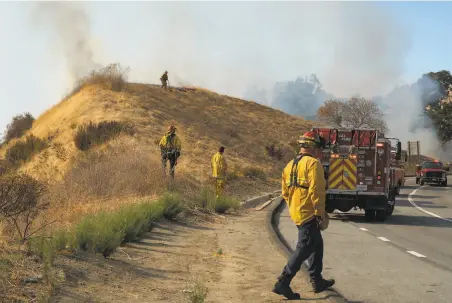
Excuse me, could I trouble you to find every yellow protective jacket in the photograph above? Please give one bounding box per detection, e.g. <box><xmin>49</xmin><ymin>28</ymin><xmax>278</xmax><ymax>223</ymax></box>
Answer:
<box><xmin>282</xmin><ymin>154</ymin><xmax>326</xmax><ymax>226</ymax></box>
<box><xmin>159</xmin><ymin>132</ymin><xmax>181</xmax><ymax>151</ymax></box>
<box><xmin>211</xmin><ymin>152</ymin><xmax>227</xmax><ymax>179</ymax></box>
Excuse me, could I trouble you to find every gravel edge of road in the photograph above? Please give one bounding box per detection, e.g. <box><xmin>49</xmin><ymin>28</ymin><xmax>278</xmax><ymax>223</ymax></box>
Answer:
<box><xmin>267</xmin><ymin>198</ymin><xmax>349</xmax><ymax>303</ymax></box>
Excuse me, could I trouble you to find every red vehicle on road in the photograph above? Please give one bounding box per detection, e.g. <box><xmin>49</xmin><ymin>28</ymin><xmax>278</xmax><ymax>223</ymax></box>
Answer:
<box><xmin>416</xmin><ymin>160</ymin><xmax>448</xmax><ymax>186</ymax></box>
<box><xmin>312</xmin><ymin>127</ymin><xmax>401</xmax><ymax>222</ymax></box>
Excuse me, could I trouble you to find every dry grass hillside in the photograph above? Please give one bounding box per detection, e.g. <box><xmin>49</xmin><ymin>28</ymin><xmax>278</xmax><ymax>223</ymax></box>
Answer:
<box><xmin>1</xmin><ymin>82</ymin><xmax>312</xmax><ymax>188</ymax></box>
<box><xmin>0</xmin><ymin>72</ymin><xmax>315</xmax><ymax>301</ymax></box>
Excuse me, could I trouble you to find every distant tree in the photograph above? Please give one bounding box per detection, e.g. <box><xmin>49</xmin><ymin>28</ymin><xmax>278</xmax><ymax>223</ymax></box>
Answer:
<box><xmin>317</xmin><ymin>96</ymin><xmax>388</xmax><ymax>133</ymax></box>
<box><xmin>272</xmin><ymin>74</ymin><xmax>333</xmax><ymax>118</ymax></box>
<box><xmin>422</xmin><ymin>70</ymin><xmax>452</xmax><ymax>143</ymax></box>
<box><xmin>426</xmin><ymin>101</ymin><xmax>452</xmax><ymax>144</ymax></box>
<box><xmin>3</xmin><ymin>112</ymin><xmax>35</xmax><ymax>144</ymax></box>
<box><xmin>316</xmin><ymin>99</ymin><xmax>343</xmax><ymax>127</ymax></box>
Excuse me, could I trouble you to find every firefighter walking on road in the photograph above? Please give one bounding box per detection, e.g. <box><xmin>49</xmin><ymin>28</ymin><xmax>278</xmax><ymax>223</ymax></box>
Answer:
<box><xmin>211</xmin><ymin>146</ymin><xmax>227</xmax><ymax>198</ymax></box>
<box><xmin>159</xmin><ymin>125</ymin><xmax>181</xmax><ymax>179</ymax></box>
<box><xmin>272</xmin><ymin>130</ymin><xmax>335</xmax><ymax>300</ymax></box>
<box><xmin>160</xmin><ymin>71</ymin><xmax>169</xmax><ymax>90</ymax></box>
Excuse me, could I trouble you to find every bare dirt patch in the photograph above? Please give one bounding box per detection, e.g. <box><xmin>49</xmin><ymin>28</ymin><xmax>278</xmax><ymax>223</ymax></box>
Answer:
<box><xmin>50</xmin><ymin>206</ymin><xmax>330</xmax><ymax>303</ymax></box>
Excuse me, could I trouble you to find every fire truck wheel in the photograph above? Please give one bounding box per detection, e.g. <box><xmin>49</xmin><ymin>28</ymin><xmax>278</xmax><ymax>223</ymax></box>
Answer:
<box><xmin>364</xmin><ymin>209</ymin><xmax>376</xmax><ymax>221</ymax></box>
<box><xmin>376</xmin><ymin>210</ymin><xmax>387</xmax><ymax>222</ymax></box>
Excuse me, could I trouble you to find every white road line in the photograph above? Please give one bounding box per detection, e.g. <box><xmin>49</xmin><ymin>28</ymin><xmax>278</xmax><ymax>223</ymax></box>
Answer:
<box><xmin>408</xmin><ymin>186</ymin><xmax>452</xmax><ymax>223</ymax></box>
<box><xmin>359</xmin><ymin>227</ymin><xmax>368</xmax><ymax>231</ymax></box>
<box><xmin>377</xmin><ymin>237</ymin><xmax>390</xmax><ymax>242</ymax></box>
<box><xmin>407</xmin><ymin>251</ymin><xmax>426</xmax><ymax>258</ymax></box>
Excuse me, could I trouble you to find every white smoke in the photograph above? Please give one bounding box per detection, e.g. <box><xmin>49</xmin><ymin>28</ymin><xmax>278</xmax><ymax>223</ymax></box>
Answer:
<box><xmin>31</xmin><ymin>2</ymin><xmax>101</xmax><ymax>86</ymax></box>
<box><xmin>26</xmin><ymin>2</ymin><xmax>450</xmax><ymax>158</ymax></box>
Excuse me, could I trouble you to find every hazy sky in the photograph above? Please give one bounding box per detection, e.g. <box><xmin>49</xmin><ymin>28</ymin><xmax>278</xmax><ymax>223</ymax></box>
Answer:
<box><xmin>1</xmin><ymin>1</ymin><xmax>451</xmax><ymax>147</ymax></box>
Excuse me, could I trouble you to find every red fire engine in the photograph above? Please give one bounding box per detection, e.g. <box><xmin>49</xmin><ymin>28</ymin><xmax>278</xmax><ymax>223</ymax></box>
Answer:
<box><xmin>312</xmin><ymin>127</ymin><xmax>401</xmax><ymax>222</ymax></box>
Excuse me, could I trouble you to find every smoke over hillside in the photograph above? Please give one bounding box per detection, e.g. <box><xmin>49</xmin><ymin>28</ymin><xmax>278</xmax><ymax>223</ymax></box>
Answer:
<box><xmin>31</xmin><ymin>2</ymin><xmax>101</xmax><ymax>85</ymax></box>
<box><xmin>27</xmin><ymin>2</ymin><xmax>449</xmax><ymax>159</ymax></box>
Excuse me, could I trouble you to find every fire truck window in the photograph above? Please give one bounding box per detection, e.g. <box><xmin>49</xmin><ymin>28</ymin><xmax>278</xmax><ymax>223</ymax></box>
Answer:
<box><xmin>422</xmin><ymin>162</ymin><xmax>443</xmax><ymax>169</ymax></box>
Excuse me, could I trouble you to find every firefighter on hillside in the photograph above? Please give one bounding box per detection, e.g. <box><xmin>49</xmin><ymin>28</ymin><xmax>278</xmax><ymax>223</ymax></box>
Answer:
<box><xmin>160</xmin><ymin>71</ymin><xmax>168</xmax><ymax>90</ymax></box>
<box><xmin>159</xmin><ymin>125</ymin><xmax>181</xmax><ymax>179</ymax></box>
<box><xmin>272</xmin><ymin>130</ymin><xmax>335</xmax><ymax>300</ymax></box>
<box><xmin>211</xmin><ymin>146</ymin><xmax>227</xmax><ymax>198</ymax></box>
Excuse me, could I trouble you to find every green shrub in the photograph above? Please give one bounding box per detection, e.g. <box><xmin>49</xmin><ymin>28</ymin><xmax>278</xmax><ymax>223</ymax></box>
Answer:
<box><xmin>5</xmin><ymin>134</ymin><xmax>48</xmax><ymax>165</ymax></box>
<box><xmin>71</xmin><ymin>193</ymin><xmax>181</xmax><ymax>258</ymax></box>
<box><xmin>3</xmin><ymin>112</ymin><xmax>35</xmax><ymax>144</ymax></box>
<box><xmin>116</xmin><ymin>201</ymin><xmax>165</xmax><ymax>242</ymax></box>
<box><xmin>188</xmin><ymin>280</ymin><xmax>209</xmax><ymax>303</ymax></box>
<box><xmin>136</xmin><ymin>201</ymin><xmax>164</xmax><ymax>237</ymax></box>
<box><xmin>213</xmin><ymin>196</ymin><xmax>241</xmax><ymax>214</ymax></box>
<box><xmin>192</xmin><ymin>187</ymin><xmax>240</xmax><ymax>214</ymax></box>
<box><xmin>73</xmin><ymin>120</ymin><xmax>135</xmax><ymax>151</ymax></box>
<box><xmin>26</xmin><ymin>192</ymin><xmax>182</xmax><ymax>259</ymax></box>
<box><xmin>115</xmin><ymin>205</ymin><xmax>147</xmax><ymax>243</ymax></box>
<box><xmin>159</xmin><ymin>192</ymin><xmax>184</xmax><ymax>220</ymax></box>
<box><xmin>75</xmin><ymin>212</ymin><xmax>125</xmax><ymax>258</ymax></box>
<box><xmin>243</xmin><ymin>166</ymin><xmax>267</xmax><ymax>181</ymax></box>
<box><xmin>192</xmin><ymin>186</ymin><xmax>216</xmax><ymax>209</ymax></box>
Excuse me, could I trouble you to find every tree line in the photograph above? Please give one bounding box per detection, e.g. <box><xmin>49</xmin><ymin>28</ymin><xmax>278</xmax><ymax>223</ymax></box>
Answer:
<box><xmin>315</xmin><ymin>70</ymin><xmax>452</xmax><ymax>144</ymax></box>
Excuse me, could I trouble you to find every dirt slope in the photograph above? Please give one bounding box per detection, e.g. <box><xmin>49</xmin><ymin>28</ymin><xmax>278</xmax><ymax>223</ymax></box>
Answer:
<box><xmin>50</xmin><ymin>206</ymin><xmax>329</xmax><ymax>303</ymax></box>
<box><xmin>1</xmin><ymin>83</ymin><xmax>312</xmax><ymax>184</ymax></box>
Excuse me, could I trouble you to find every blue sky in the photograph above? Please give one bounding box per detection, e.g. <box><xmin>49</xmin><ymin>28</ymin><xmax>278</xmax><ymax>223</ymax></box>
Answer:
<box><xmin>0</xmin><ymin>1</ymin><xmax>451</xmax><ymax>146</ymax></box>
<box><xmin>379</xmin><ymin>1</ymin><xmax>452</xmax><ymax>83</ymax></box>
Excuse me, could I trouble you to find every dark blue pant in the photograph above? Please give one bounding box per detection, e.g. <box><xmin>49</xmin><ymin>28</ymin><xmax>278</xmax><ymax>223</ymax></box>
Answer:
<box><xmin>281</xmin><ymin>217</ymin><xmax>324</xmax><ymax>282</ymax></box>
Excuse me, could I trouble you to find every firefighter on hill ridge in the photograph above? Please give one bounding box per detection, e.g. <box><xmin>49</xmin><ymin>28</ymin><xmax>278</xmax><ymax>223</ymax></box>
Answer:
<box><xmin>160</xmin><ymin>71</ymin><xmax>168</xmax><ymax>90</ymax></box>
<box><xmin>159</xmin><ymin>125</ymin><xmax>181</xmax><ymax>179</ymax></box>
<box><xmin>272</xmin><ymin>130</ymin><xmax>335</xmax><ymax>300</ymax></box>
<box><xmin>211</xmin><ymin>146</ymin><xmax>227</xmax><ymax>199</ymax></box>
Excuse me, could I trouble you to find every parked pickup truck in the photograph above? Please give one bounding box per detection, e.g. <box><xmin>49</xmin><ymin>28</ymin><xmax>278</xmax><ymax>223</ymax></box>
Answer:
<box><xmin>416</xmin><ymin>160</ymin><xmax>449</xmax><ymax>186</ymax></box>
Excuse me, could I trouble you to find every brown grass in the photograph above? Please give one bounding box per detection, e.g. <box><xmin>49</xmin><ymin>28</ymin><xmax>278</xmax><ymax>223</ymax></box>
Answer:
<box><xmin>0</xmin><ymin>81</ymin><xmax>312</xmax><ymax>186</ymax></box>
<box><xmin>66</xmin><ymin>63</ymin><xmax>129</xmax><ymax>100</ymax></box>
<box><xmin>0</xmin><ymin>79</ymin><xmax>312</xmax><ymax>300</ymax></box>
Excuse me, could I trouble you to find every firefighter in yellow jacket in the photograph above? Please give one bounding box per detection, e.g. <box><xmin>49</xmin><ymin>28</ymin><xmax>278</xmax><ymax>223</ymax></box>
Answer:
<box><xmin>272</xmin><ymin>130</ymin><xmax>335</xmax><ymax>300</ymax></box>
<box><xmin>159</xmin><ymin>125</ymin><xmax>181</xmax><ymax>179</ymax></box>
<box><xmin>211</xmin><ymin>146</ymin><xmax>227</xmax><ymax>198</ymax></box>
<box><xmin>160</xmin><ymin>71</ymin><xmax>168</xmax><ymax>90</ymax></box>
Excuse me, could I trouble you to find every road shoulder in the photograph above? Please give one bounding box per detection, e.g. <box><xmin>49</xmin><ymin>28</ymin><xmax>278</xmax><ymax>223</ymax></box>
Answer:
<box><xmin>50</xmin><ymin>206</ymin><xmax>331</xmax><ymax>302</ymax></box>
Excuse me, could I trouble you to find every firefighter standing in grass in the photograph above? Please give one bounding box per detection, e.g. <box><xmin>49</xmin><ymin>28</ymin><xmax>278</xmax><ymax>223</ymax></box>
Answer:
<box><xmin>272</xmin><ymin>130</ymin><xmax>335</xmax><ymax>300</ymax></box>
<box><xmin>159</xmin><ymin>125</ymin><xmax>181</xmax><ymax>179</ymax></box>
<box><xmin>211</xmin><ymin>146</ymin><xmax>227</xmax><ymax>198</ymax></box>
<box><xmin>160</xmin><ymin>71</ymin><xmax>169</xmax><ymax>90</ymax></box>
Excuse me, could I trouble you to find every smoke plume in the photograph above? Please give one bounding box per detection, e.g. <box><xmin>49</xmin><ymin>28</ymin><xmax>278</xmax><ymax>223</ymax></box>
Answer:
<box><xmin>26</xmin><ymin>2</ymin><xmax>450</xmax><ymax>158</ymax></box>
<box><xmin>31</xmin><ymin>2</ymin><xmax>100</xmax><ymax>85</ymax></box>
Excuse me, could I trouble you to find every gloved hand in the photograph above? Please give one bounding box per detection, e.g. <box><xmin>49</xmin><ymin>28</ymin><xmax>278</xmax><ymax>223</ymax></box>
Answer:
<box><xmin>315</xmin><ymin>214</ymin><xmax>329</xmax><ymax>231</ymax></box>
<box><xmin>315</xmin><ymin>215</ymin><xmax>324</xmax><ymax>226</ymax></box>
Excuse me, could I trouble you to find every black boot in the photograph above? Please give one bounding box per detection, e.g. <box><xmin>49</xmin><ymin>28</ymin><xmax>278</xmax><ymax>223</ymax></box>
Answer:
<box><xmin>272</xmin><ymin>275</ymin><xmax>301</xmax><ymax>300</ymax></box>
<box><xmin>310</xmin><ymin>276</ymin><xmax>335</xmax><ymax>293</ymax></box>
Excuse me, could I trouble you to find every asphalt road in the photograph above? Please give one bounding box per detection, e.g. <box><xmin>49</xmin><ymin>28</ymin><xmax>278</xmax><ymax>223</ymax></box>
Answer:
<box><xmin>277</xmin><ymin>177</ymin><xmax>452</xmax><ymax>303</ymax></box>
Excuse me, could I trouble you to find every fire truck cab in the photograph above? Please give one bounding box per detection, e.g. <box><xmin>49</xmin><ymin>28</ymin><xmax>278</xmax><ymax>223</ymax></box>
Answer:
<box><xmin>313</xmin><ymin>127</ymin><xmax>400</xmax><ymax>222</ymax></box>
<box><xmin>416</xmin><ymin>160</ymin><xmax>448</xmax><ymax>186</ymax></box>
